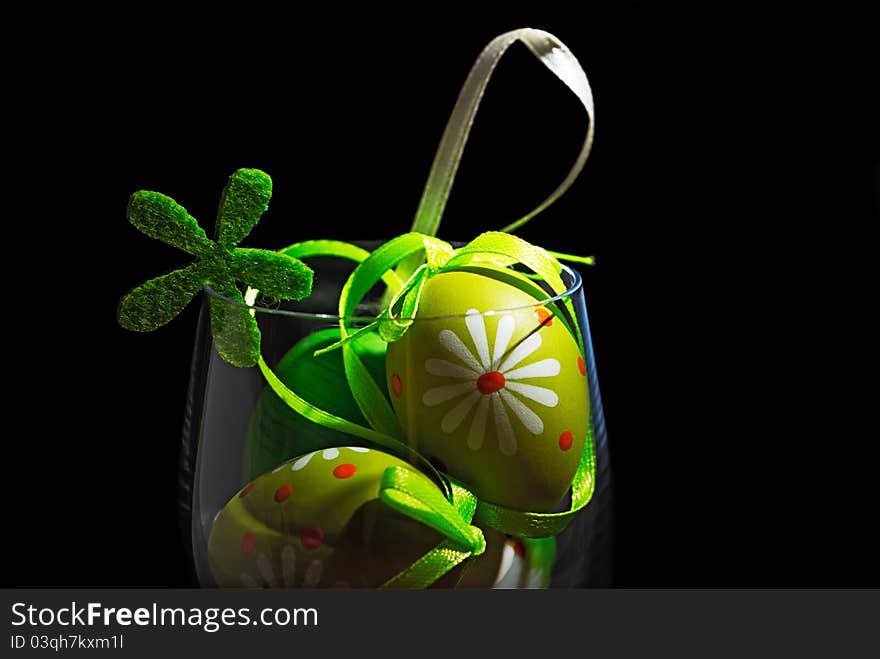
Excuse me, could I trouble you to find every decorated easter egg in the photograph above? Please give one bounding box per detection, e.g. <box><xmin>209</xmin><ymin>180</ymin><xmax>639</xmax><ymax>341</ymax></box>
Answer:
<box><xmin>208</xmin><ymin>446</ymin><xmax>504</xmax><ymax>588</ymax></box>
<box><xmin>243</xmin><ymin>328</ymin><xmax>388</xmax><ymax>481</ymax></box>
<box><xmin>386</xmin><ymin>271</ymin><xmax>589</xmax><ymax>512</ymax></box>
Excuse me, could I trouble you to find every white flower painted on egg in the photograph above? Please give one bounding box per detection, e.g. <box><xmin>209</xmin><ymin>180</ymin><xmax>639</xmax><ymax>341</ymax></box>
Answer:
<box><xmin>239</xmin><ymin>545</ymin><xmax>327</xmax><ymax>588</ymax></box>
<box><xmin>421</xmin><ymin>309</ymin><xmax>559</xmax><ymax>456</ymax></box>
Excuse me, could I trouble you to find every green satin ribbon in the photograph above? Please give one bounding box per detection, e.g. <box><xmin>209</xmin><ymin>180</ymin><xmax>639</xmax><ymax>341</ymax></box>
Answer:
<box><xmin>256</xmin><ymin>355</ymin><xmax>453</xmax><ymax>502</ymax></box>
<box><xmin>314</xmin><ymin>230</ymin><xmax>581</xmax><ymax>355</ymax></box>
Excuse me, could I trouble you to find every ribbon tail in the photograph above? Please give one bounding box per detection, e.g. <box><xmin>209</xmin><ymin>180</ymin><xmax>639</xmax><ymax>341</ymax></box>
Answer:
<box><xmin>379</xmin><ymin>540</ymin><xmax>475</xmax><ymax>589</ymax></box>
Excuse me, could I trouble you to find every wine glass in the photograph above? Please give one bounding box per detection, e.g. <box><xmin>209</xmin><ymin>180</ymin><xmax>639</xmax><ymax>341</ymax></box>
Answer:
<box><xmin>177</xmin><ymin>245</ymin><xmax>612</xmax><ymax>588</ymax></box>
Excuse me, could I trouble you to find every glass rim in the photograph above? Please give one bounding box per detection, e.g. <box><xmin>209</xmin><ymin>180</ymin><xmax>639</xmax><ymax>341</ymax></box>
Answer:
<box><xmin>204</xmin><ymin>264</ymin><xmax>583</xmax><ymax>323</ymax></box>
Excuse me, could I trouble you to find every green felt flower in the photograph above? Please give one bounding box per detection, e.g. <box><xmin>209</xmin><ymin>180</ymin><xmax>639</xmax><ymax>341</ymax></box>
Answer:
<box><xmin>118</xmin><ymin>168</ymin><xmax>313</xmax><ymax>367</ymax></box>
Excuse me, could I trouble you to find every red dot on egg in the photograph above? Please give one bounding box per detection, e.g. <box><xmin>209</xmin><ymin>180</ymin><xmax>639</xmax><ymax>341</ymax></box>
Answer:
<box><xmin>535</xmin><ymin>306</ymin><xmax>553</xmax><ymax>327</ymax></box>
<box><xmin>333</xmin><ymin>463</ymin><xmax>357</xmax><ymax>479</ymax></box>
<box><xmin>577</xmin><ymin>356</ymin><xmax>586</xmax><ymax>376</ymax></box>
<box><xmin>239</xmin><ymin>483</ymin><xmax>255</xmax><ymax>498</ymax></box>
<box><xmin>242</xmin><ymin>532</ymin><xmax>256</xmax><ymax>555</ymax></box>
<box><xmin>391</xmin><ymin>373</ymin><xmax>403</xmax><ymax>398</ymax></box>
<box><xmin>301</xmin><ymin>526</ymin><xmax>324</xmax><ymax>549</ymax></box>
<box><xmin>513</xmin><ymin>540</ymin><xmax>526</xmax><ymax>557</ymax></box>
<box><xmin>477</xmin><ymin>371</ymin><xmax>506</xmax><ymax>395</ymax></box>
<box><xmin>274</xmin><ymin>483</ymin><xmax>292</xmax><ymax>503</ymax></box>
<box><xmin>559</xmin><ymin>431</ymin><xmax>574</xmax><ymax>451</ymax></box>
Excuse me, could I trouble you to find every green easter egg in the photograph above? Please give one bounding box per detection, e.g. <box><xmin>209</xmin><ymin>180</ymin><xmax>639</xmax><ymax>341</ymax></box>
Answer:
<box><xmin>385</xmin><ymin>271</ymin><xmax>589</xmax><ymax>512</ymax></box>
<box><xmin>208</xmin><ymin>447</ymin><xmax>504</xmax><ymax>588</ymax></box>
<box><xmin>243</xmin><ymin>328</ymin><xmax>388</xmax><ymax>481</ymax></box>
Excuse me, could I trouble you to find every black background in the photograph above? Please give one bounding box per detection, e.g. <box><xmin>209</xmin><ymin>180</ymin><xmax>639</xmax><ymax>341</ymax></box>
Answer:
<box><xmin>6</xmin><ymin>7</ymin><xmax>878</xmax><ymax>587</ymax></box>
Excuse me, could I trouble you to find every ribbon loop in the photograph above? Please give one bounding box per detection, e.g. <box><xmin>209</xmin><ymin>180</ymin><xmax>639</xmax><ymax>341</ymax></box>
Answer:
<box><xmin>380</xmin><ymin>466</ymin><xmax>485</xmax><ymax>556</ymax></box>
<box><xmin>410</xmin><ymin>28</ymin><xmax>594</xmax><ymax>238</ymax></box>
<box><xmin>377</xmin><ymin>264</ymin><xmax>429</xmax><ymax>343</ymax></box>
<box><xmin>421</xmin><ymin>234</ymin><xmax>456</xmax><ymax>272</ymax></box>
<box><xmin>378</xmin><ymin>466</ymin><xmax>488</xmax><ymax>589</ymax></box>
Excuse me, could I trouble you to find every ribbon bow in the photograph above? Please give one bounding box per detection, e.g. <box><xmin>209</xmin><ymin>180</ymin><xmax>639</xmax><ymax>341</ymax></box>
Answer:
<box><xmin>376</xmin><ymin>465</ymin><xmax>568</xmax><ymax>588</ymax></box>
<box><xmin>378</xmin><ymin>466</ymin><xmax>485</xmax><ymax>588</ymax></box>
<box><xmin>118</xmin><ymin>169</ymin><xmax>313</xmax><ymax>366</ymax></box>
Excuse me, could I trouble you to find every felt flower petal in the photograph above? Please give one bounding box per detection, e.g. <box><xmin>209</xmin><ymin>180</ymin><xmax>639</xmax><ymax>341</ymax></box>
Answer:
<box><xmin>118</xmin><ymin>263</ymin><xmax>205</xmax><ymax>332</ymax></box>
<box><xmin>127</xmin><ymin>190</ymin><xmax>213</xmax><ymax>256</ymax></box>
<box><xmin>232</xmin><ymin>248</ymin><xmax>313</xmax><ymax>300</ymax></box>
<box><xmin>215</xmin><ymin>169</ymin><xmax>273</xmax><ymax>249</ymax></box>
<box><xmin>209</xmin><ymin>281</ymin><xmax>261</xmax><ymax>367</ymax></box>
